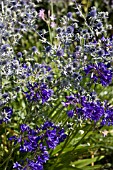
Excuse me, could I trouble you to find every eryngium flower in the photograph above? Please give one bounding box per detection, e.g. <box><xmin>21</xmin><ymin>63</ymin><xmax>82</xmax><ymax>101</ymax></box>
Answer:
<box><xmin>0</xmin><ymin>106</ymin><xmax>13</xmax><ymax>124</ymax></box>
<box><xmin>67</xmin><ymin>12</ymin><xmax>72</xmax><ymax>18</ymax></box>
<box><xmin>84</xmin><ymin>62</ymin><xmax>112</xmax><ymax>86</ymax></box>
<box><xmin>56</xmin><ymin>49</ymin><xmax>64</xmax><ymax>57</ymax></box>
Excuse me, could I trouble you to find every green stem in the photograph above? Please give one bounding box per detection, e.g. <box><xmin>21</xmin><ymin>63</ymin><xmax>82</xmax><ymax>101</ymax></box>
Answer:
<box><xmin>51</xmin><ymin>124</ymin><xmax>92</xmax><ymax>170</ymax></box>
<box><xmin>66</xmin><ymin>126</ymin><xmax>80</xmax><ymax>146</ymax></box>
<box><xmin>47</xmin><ymin>23</ymin><xmax>52</xmax><ymax>44</ymax></box>
<box><xmin>51</xmin><ymin>124</ymin><xmax>78</xmax><ymax>169</ymax></box>
<box><xmin>0</xmin><ymin>145</ymin><xmax>17</xmax><ymax>168</ymax></box>
<box><xmin>51</xmin><ymin>137</ymin><xmax>69</xmax><ymax>170</ymax></box>
<box><xmin>48</xmin><ymin>100</ymin><xmax>62</xmax><ymax>117</ymax></box>
<box><xmin>50</xmin><ymin>0</ymin><xmax>54</xmax><ymax>16</ymax></box>
<box><xmin>72</xmin><ymin>125</ymin><xmax>92</xmax><ymax>152</ymax></box>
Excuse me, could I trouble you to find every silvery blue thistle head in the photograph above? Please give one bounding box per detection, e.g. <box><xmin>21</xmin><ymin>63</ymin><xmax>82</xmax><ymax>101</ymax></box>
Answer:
<box><xmin>0</xmin><ymin>106</ymin><xmax>13</xmax><ymax>123</ymax></box>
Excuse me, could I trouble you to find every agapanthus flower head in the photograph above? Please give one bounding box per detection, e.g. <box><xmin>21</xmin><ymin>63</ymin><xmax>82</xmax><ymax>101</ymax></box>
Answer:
<box><xmin>46</xmin><ymin>129</ymin><xmax>59</xmax><ymax>149</ymax></box>
<box><xmin>67</xmin><ymin>110</ymin><xmax>74</xmax><ymax>118</ymax></box>
<box><xmin>20</xmin><ymin>124</ymin><xmax>30</xmax><ymax>132</ymax></box>
<box><xmin>101</xmin><ymin>107</ymin><xmax>113</xmax><ymax>126</ymax></box>
<box><xmin>13</xmin><ymin>162</ymin><xmax>22</xmax><ymax>169</ymax></box>
<box><xmin>23</xmin><ymin>82</ymin><xmax>53</xmax><ymax>103</ymax></box>
<box><xmin>84</xmin><ymin>62</ymin><xmax>112</xmax><ymax>86</ymax></box>
<box><xmin>63</xmin><ymin>93</ymin><xmax>105</xmax><ymax>122</ymax></box>
<box><xmin>77</xmin><ymin>100</ymin><xmax>104</xmax><ymax>122</ymax></box>
<box><xmin>62</xmin><ymin>95</ymin><xmax>77</xmax><ymax>107</ymax></box>
<box><xmin>27</xmin><ymin>159</ymin><xmax>44</xmax><ymax>170</ymax></box>
<box><xmin>42</xmin><ymin>121</ymin><xmax>54</xmax><ymax>130</ymax></box>
<box><xmin>9</xmin><ymin>121</ymin><xmax>66</xmax><ymax>170</ymax></box>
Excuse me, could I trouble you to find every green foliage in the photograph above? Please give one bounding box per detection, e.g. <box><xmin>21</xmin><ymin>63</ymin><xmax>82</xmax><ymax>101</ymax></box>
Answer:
<box><xmin>1</xmin><ymin>0</ymin><xmax>113</xmax><ymax>169</ymax></box>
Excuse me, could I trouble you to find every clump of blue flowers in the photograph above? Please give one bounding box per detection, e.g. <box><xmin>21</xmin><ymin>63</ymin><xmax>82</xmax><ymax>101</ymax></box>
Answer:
<box><xmin>0</xmin><ymin>0</ymin><xmax>113</xmax><ymax>169</ymax></box>
<box><xmin>84</xmin><ymin>62</ymin><xmax>112</xmax><ymax>86</ymax></box>
<box><xmin>63</xmin><ymin>92</ymin><xmax>113</xmax><ymax>126</ymax></box>
<box><xmin>9</xmin><ymin>121</ymin><xmax>67</xmax><ymax>170</ymax></box>
<box><xmin>23</xmin><ymin>82</ymin><xmax>53</xmax><ymax>104</ymax></box>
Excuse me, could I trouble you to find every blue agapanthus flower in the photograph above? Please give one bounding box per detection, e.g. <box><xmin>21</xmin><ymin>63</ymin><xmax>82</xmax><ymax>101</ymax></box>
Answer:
<box><xmin>9</xmin><ymin>121</ymin><xmax>67</xmax><ymax>170</ymax></box>
<box><xmin>84</xmin><ymin>62</ymin><xmax>112</xmax><ymax>86</ymax></box>
<box><xmin>101</xmin><ymin>107</ymin><xmax>113</xmax><ymax>126</ymax></box>
<box><xmin>63</xmin><ymin>94</ymin><xmax>105</xmax><ymax>122</ymax></box>
<box><xmin>67</xmin><ymin>110</ymin><xmax>74</xmax><ymax>118</ymax></box>
<box><xmin>76</xmin><ymin>100</ymin><xmax>104</xmax><ymax>122</ymax></box>
<box><xmin>23</xmin><ymin>82</ymin><xmax>53</xmax><ymax>104</ymax></box>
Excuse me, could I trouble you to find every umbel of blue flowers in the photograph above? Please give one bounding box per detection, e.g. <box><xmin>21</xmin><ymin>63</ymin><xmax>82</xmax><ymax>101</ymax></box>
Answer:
<box><xmin>9</xmin><ymin>121</ymin><xmax>67</xmax><ymax>170</ymax></box>
<box><xmin>63</xmin><ymin>93</ymin><xmax>113</xmax><ymax>125</ymax></box>
<box><xmin>23</xmin><ymin>82</ymin><xmax>53</xmax><ymax>104</ymax></box>
<box><xmin>84</xmin><ymin>62</ymin><xmax>112</xmax><ymax>86</ymax></box>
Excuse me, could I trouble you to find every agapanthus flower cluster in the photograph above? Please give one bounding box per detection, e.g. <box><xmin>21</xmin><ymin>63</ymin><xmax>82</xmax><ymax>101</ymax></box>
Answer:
<box><xmin>76</xmin><ymin>97</ymin><xmax>104</xmax><ymax>122</ymax></box>
<box><xmin>63</xmin><ymin>93</ymin><xmax>100</xmax><ymax>121</ymax></box>
<box><xmin>63</xmin><ymin>92</ymin><xmax>113</xmax><ymax>125</ymax></box>
<box><xmin>84</xmin><ymin>62</ymin><xmax>112</xmax><ymax>86</ymax></box>
<box><xmin>23</xmin><ymin>82</ymin><xmax>53</xmax><ymax>104</ymax></box>
<box><xmin>9</xmin><ymin>121</ymin><xmax>67</xmax><ymax>170</ymax></box>
<box><xmin>101</xmin><ymin>102</ymin><xmax>113</xmax><ymax>126</ymax></box>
